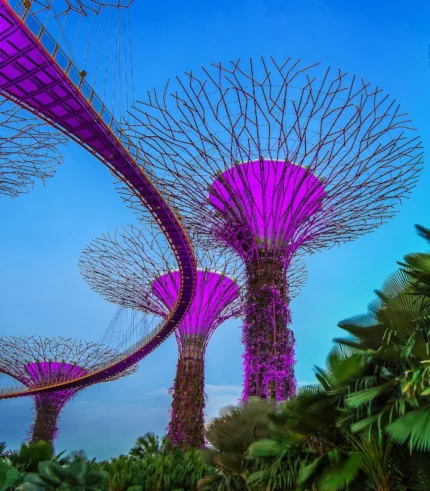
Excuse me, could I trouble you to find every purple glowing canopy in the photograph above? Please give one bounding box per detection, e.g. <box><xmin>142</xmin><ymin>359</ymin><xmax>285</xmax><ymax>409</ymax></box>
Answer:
<box><xmin>24</xmin><ymin>362</ymin><xmax>88</xmax><ymax>388</ymax></box>
<box><xmin>209</xmin><ymin>160</ymin><xmax>325</xmax><ymax>255</ymax></box>
<box><xmin>151</xmin><ymin>270</ymin><xmax>240</xmax><ymax>339</ymax></box>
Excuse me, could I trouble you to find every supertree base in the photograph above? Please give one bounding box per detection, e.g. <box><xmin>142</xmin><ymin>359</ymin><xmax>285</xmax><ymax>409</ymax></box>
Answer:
<box><xmin>242</xmin><ymin>255</ymin><xmax>296</xmax><ymax>402</ymax></box>
<box><xmin>168</xmin><ymin>340</ymin><xmax>205</xmax><ymax>450</ymax></box>
<box><xmin>31</xmin><ymin>394</ymin><xmax>66</xmax><ymax>443</ymax></box>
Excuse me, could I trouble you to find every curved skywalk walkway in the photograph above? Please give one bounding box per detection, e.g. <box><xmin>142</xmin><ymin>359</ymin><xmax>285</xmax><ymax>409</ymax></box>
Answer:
<box><xmin>0</xmin><ymin>0</ymin><xmax>196</xmax><ymax>398</ymax></box>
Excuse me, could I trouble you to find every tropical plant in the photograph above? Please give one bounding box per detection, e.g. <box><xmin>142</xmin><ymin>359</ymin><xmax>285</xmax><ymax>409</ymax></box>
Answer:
<box><xmin>247</xmin><ymin>225</ymin><xmax>430</xmax><ymax>490</ymax></box>
<box><xmin>0</xmin><ymin>458</ymin><xmax>24</xmax><ymax>490</ymax></box>
<box><xmin>99</xmin><ymin>455</ymin><xmax>145</xmax><ymax>490</ymax></box>
<box><xmin>137</xmin><ymin>447</ymin><xmax>211</xmax><ymax>491</ymax></box>
<box><xmin>0</xmin><ymin>444</ymin><xmax>7</xmax><ymax>459</ymax></box>
<box><xmin>129</xmin><ymin>432</ymin><xmax>168</xmax><ymax>458</ymax></box>
<box><xmin>18</xmin><ymin>458</ymin><xmax>107</xmax><ymax>490</ymax></box>
<box><xmin>8</xmin><ymin>441</ymin><xmax>55</xmax><ymax>473</ymax></box>
<box><xmin>198</xmin><ymin>397</ymin><xmax>276</xmax><ymax>490</ymax></box>
<box><xmin>247</xmin><ymin>346</ymin><xmax>369</xmax><ymax>490</ymax></box>
<box><xmin>335</xmin><ymin>225</ymin><xmax>430</xmax><ymax>453</ymax></box>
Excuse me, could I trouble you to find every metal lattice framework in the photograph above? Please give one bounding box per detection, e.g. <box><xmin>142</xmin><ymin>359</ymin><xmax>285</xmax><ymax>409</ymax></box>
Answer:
<box><xmin>123</xmin><ymin>57</ymin><xmax>423</xmax><ymax>401</ymax></box>
<box><xmin>0</xmin><ymin>98</ymin><xmax>65</xmax><ymax>198</ymax></box>
<box><xmin>17</xmin><ymin>0</ymin><xmax>134</xmax><ymax>17</ymax></box>
<box><xmin>0</xmin><ymin>336</ymin><xmax>135</xmax><ymax>442</ymax></box>
<box><xmin>78</xmin><ymin>222</ymin><xmax>308</xmax><ymax>314</ymax></box>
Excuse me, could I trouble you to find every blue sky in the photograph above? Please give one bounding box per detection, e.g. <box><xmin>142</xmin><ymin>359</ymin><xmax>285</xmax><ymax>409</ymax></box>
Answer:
<box><xmin>1</xmin><ymin>0</ymin><xmax>429</xmax><ymax>459</ymax></box>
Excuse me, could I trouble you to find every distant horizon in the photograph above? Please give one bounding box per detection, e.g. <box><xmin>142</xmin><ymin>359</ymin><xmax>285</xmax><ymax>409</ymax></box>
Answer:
<box><xmin>1</xmin><ymin>0</ymin><xmax>429</xmax><ymax>459</ymax></box>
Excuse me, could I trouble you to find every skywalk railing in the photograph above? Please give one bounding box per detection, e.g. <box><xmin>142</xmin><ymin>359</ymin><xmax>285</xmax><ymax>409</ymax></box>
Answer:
<box><xmin>6</xmin><ymin>1</ymin><xmax>187</xmax><ymax>216</ymax></box>
<box><xmin>0</xmin><ymin>318</ymin><xmax>167</xmax><ymax>396</ymax></box>
<box><xmin>7</xmin><ymin>0</ymin><xmax>147</xmax><ymax>171</ymax></box>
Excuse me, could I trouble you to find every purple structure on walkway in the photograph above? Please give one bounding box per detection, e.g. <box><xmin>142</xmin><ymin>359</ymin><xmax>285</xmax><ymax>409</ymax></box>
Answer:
<box><xmin>79</xmin><ymin>224</ymin><xmax>244</xmax><ymax>448</ymax></box>
<box><xmin>127</xmin><ymin>57</ymin><xmax>423</xmax><ymax>401</ymax></box>
<box><xmin>0</xmin><ymin>336</ymin><xmax>134</xmax><ymax>442</ymax></box>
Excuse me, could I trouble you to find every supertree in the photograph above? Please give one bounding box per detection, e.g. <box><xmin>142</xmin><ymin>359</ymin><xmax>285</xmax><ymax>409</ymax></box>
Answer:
<box><xmin>0</xmin><ymin>336</ymin><xmax>135</xmax><ymax>443</ymax></box>
<box><xmin>78</xmin><ymin>224</ymin><xmax>242</xmax><ymax>448</ymax></box>
<box><xmin>78</xmin><ymin>223</ymin><xmax>307</xmax><ymax>447</ymax></box>
<box><xmin>0</xmin><ymin>99</ymin><xmax>65</xmax><ymax>199</ymax></box>
<box><xmin>122</xmin><ymin>57</ymin><xmax>423</xmax><ymax>401</ymax></box>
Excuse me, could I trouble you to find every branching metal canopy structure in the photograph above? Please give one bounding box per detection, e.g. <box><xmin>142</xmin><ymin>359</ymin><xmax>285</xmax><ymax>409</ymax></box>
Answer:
<box><xmin>125</xmin><ymin>57</ymin><xmax>423</xmax><ymax>400</ymax></box>
<box><xmin>79</xmin><ymin>224</ymin><xmax>244</xmax><ymax>448</ymax></box>
<box><xmin>0</xmin><ymin>336</ymin><xmax>135</xmax><ymax>442</ymax></box>
<box><xmin>79</xmin><ymin>223</ymin><xmax>308</xmax><ymax>445</ymax></box>
<box><xmin>0</xmin><ymin>99</ymin><xmax>65</xmax><ymax>198</ymax></box>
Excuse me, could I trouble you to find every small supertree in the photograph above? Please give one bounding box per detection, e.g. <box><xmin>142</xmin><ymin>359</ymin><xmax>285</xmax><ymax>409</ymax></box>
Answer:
<box><xmin>0</xmin><ymin>99</ymin><xmax>65</xmax><ymax>199</ymax></box>
<box><xmin>79</xmin><ymin>224</ymin><xmax>308</xmax><ymax>447</ymax></box>
<box><xmin>125</xmin><ymin>57</ymin><xmax>423</xmax><ymax>401</ymax></box>
<box><xmin>79</xmin><ymin>224</ymin><xmax>243</xmax><ymax>448</ymax></box>
<box><xmin>0</xmin><ymin>336</ymin><xmax>134</xmax><ymax>443</ymax></box>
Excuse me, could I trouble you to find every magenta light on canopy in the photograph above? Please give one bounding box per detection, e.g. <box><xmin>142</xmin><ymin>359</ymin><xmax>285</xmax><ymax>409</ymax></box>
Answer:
<box><xmin>152</xmin><ymin>269</ymin><xmax>239</xmax><ymax>448</ymax></box>
<box><xmin>209</xmin><ymin>159</ymin><xmax>325</xmax><ymax>258</ymax></box>
<box><xmin>25</xmin><ymin>362</ymin><xmax>88</xmax><ymax>387</ymax></box>
<box><xmin>151</xmin><ymin>269</ymin><xmax>239</xmax><ymax>339</ymax></box>
<box><xmin>24</xmin><ymin>362</ymin><xmax>88</xmax><ymax>442</ymax></box>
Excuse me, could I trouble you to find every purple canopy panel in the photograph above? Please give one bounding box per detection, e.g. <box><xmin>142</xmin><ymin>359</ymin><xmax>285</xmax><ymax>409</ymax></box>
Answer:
<box><xmin>24</xmin><ymin>362</ymin><xmax>88</xmax><ymax>443</ymax></box>
<box><xmin>209</xmin><ymin>160</ymin><xmax>325</xmax><ymax>259</ymax></box>
<box><xmin>25</xmin><ymin>362</ymin><xmax>88</xmax><ymax>386</ymax></box>
<box><xmin>151</xmin><ymin>269</ymin><xmax>239</xmax><ymax>340</ymax></box>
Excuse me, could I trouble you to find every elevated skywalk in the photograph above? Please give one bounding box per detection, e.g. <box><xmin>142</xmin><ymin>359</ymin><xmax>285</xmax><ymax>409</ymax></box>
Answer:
<box><xmin>0</xmin><ymin>0</ymin><xmax>196</xmax><ymax>398</ymax></box>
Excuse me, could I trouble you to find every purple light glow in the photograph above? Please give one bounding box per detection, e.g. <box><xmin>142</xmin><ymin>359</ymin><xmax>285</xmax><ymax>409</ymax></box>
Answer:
<box><xmin>151</xmin><ymin>269</ymin><xmax>239</xmax><ymax>341</ymax></box>
<box><xmin>152</xmin><ymin>269</ymin><xmax>240</xmax><ymax>448</ymax></box>
<box><xmin>209</xmin><ymin>160</ymin><xmax>325</xmax><ymax>257</ymax></box>
<box><xmin>24</xmin><ymin>362</ymin><xmax>88</xmax><ymax>443</ymax></box>
<box><xmin>242</xmin><ymin>285</ymin><xmax>296</xmax><ymax>402</ymax></box>
<box><xmin>25</xmin><ymin>362</ymin><xmax>88</xmax><ymax>387</ymax></box>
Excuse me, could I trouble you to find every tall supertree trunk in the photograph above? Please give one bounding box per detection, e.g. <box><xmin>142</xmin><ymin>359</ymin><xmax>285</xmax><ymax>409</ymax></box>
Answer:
<box><xmin>31</xmin><ymin>395</ymin><xmax>64</xmax><ymax>443</ymax></box>
<box><xmin>168</xmin><ymin>338</ymin><xmax>205</xmax><ymax>449</ymax></box>
<box><xmin>242</xmin><ymin>254</ymin><xmax>296</xmax><ymax>402</ymax></box>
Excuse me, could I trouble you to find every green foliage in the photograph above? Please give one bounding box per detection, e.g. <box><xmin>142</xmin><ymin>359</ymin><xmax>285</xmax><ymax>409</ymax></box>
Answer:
<box><xmin>19</xmin><ymin>458</ymin><xmax>107</xmax><ymax>490</ymax></box>
<box><xmin>129</xmin><ymin>433</ymin><xmax>166</xmax><ymax>458</ymax></box>
<box><xmin>99</xmin><ymin>441</ymin><xmax>212</xmax><ymax>491</ymax></box>
<box><xmin>0</xmin><ymin>459</ymin><xmax>24</xmax><ymax>490</ymax></box>
<box><xmin>135</xmin><ymin>447</ymin><xmax>211</xmax><ymax>491</ymax></box>
<box><xmin>200</xmin><ymin>397</ymin><xmax>276</xmax><ymax>489</ymax></box>
<box><xmin>8</xmin><ymin>441</ymin><xmax>54</xmax><ymax>473</ymax></box>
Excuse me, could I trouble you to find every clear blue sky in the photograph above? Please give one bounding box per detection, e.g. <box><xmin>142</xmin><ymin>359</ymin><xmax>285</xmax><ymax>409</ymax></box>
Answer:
<box><xmin>0</xmin><ymin>0</ymin><xmax>429</xmax><ymax>459</ymax></box>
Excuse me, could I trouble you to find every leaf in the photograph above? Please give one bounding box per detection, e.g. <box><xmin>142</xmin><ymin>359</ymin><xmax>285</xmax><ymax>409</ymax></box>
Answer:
<box><xmin>247</xmin><ymin>439</ymin><xmax>282</xmax><ymax>458</ymax></box>
<box><xmin>317</xmin><ymin>452</ymin><xmax>362</xmax><ymax>491</ymax></box>
<box><xmin>5</xmin><ymin>465</ymin><xmax>23</xmax><ymax>488</ymax></box>
<box><xmin>345</xmin><ymin>379</ymin><xmax>398</xmax><ymax>408</ymax></box>
<box><xmin>37</xmin><ymin>460</ymin><xmax>65</xmax><ymax>484</ymax></box>
<box><xmin>297</xmin><ymin>455</ymin><xmax>327</xmax><ymax>488</ymax></box>
<box><xmin>386</xmin><ymin>407</ymin><xmax>430</xmax><ymax>452</ymax></box>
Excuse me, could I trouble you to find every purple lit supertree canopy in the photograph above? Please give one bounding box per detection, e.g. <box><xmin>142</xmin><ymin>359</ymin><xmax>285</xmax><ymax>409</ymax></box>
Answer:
<box><xmin>78</xmin><ymin>223</ymin><xmax>308</xmax><ymax>447</ymax></box>
<box><xmin>0</xmin><ymin>336</ymin><xmax>134</xmax><ymax>443</ymax></box>
<box><xmin>78</xmin><ymin>224</ymin><xmax>243</xmax><ymax>449</ymax></box>
<box><xmin>0</xmin><ymin>99</ymin><xmax>65</xmax><ymax>199</ymax></box>
<box><xmin>123</xmin><ymin>57</ymin><xmax>423</xmax><ymax>401</ymax></box>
